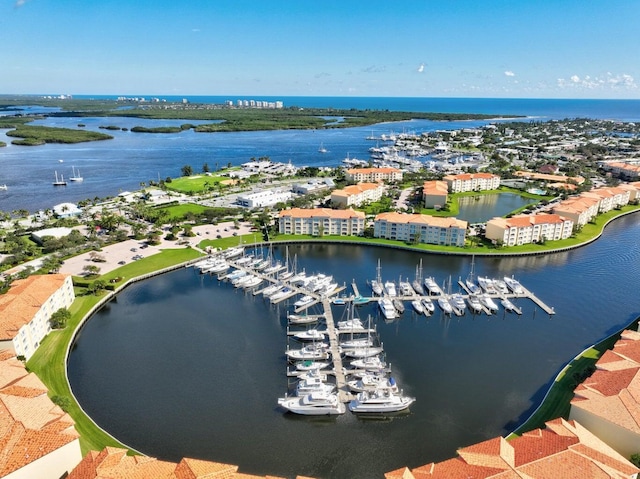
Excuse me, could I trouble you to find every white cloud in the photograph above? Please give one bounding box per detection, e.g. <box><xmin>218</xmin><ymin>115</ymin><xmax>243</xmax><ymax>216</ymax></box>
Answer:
<box><xmin>15</xmin><ymin>0</ymin><xmax>28</xmax><ymax>6</ymax></box>
<box><xmin>557</xmin><ymin>72</ymin><xmax>637</xmax><ymax>92</ymax></box>
<box><xmin>417</xmin><ymin>63</ymin><xmax>425</xmax><ymax>73</ymax></box>
<box><xmin>504</xmin><ymin>71</ymin><xmax>515</xmax><ymax>77</ymax></box>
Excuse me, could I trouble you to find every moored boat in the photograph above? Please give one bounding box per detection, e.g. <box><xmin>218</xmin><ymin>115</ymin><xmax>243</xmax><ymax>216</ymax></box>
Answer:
<box><xmin>467</xmin><ymin>295</ymin><xmax>483</xmax><ymax>313</ymax></box>
<box><xmin>421</xmin><ymin>297</ymin><xmax>435</xmax><ymax>314</ymax></box>
<box><xmin>293</xmin><ymin>329</ymin><xmax>327</xmax><ymax>341</ymax></box>
<box><xmin>347</xmin><ymin>374</ymin><xmax>399</xmax><ymax>394</ymax></box>
<box><xmin>504</xmin><ymin>276</ymin><xmax>524</xmax><ymax>294</ymax></box>
<box><xmin>411</xmin><ymin>299</ymin><xmax>424</xmax><ymax>315</ymax></box>
<box><xmin>437</xmin><ymin>296</ymin><xmax>453</xmax><ymax>314</ymax></box>
<box><xmin>480</xmin><ymin>294</ymin><xmax>499</xmax><ymax>312</ymax></box>
<box><xmin>424</xmin><ymin>277</ymin><xmax>443</xmax><ymax>295</ymax></box>
<box><xmin>378</xmin><ymin>298</ymin><xmax>397</xmax><ymax>320</ymax></box>
<box><xmin>278</xmin><ymin>391</ymin><xmax>345</xmax><ymax>415</ymax></box>
<box><xmin>348</xmin><ymin>389</ymin><xmax>415</xmax><ymax>413</ymax></box>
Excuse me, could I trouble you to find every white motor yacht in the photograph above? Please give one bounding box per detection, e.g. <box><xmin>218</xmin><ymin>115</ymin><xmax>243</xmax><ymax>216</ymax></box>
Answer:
<box><xmin>278</xmin><ymin>391</ymin><xmax>345</xmax><ymax>415</ymax></box>
<box><xmin>348</xmin><ymin>389</ymin><xmax>415</xmax><ymax>413</ymax></box>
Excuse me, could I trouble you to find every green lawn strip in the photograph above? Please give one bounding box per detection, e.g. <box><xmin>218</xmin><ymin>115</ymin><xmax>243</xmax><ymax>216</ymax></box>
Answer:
<box><xmin>507</xmin><ymin>323</ymin><xmax>634</xmax><ymax>439</ymax></box>
<box><xmin>27</xmin><ymin>294</ymin><xmax>127</xmax><ymax>455</ymax></box>
<box><xmin>26</xmin><ymin>248</ymin><xmax>204</xmax><ymax>455</ymax></box>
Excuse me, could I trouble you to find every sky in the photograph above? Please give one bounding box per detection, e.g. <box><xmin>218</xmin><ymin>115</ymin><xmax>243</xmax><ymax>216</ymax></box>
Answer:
<box><xmin>2</xmin><ymin>0</ymin><xmax>639</xmax><ymax>99</ymax></box>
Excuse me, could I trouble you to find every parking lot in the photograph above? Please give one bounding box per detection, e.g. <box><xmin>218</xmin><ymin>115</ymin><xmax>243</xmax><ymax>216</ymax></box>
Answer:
<box><xmin>58</xmin><ymin>221</ymin><xmax>255</xmax><ymax>277</ymax></box>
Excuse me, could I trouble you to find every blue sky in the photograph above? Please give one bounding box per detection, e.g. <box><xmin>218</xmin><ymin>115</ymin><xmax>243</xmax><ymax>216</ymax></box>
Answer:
<box><xmin>2</xmin><ymin>0</ymin><xmax>639</xmax><ymax>99</ymax></box>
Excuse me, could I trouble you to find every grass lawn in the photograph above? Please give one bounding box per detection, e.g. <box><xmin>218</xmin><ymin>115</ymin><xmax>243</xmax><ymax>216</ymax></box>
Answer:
<box><xmin>26</xmin><ymin>247</ymin><xmax>203</xmax><ymax>455</ymax></box>
<box><xmin>165</xmin><ymin>170</ymin><xmax>240</xmax><ymax>194</ymax></box>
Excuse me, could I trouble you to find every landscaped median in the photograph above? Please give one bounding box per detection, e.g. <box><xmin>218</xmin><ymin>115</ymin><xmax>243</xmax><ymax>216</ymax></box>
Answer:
<box><xmin>26</xmin><ymin>247</ymin><xmax>203</xmax><ymax>455</ymax></box>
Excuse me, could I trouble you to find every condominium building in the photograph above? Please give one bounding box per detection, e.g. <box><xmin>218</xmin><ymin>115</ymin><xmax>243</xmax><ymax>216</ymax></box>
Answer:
<box><xmin>345</xmin><ymin>167</ymin><xmax>403</xmax><ymax>183</ymax></box>
<box><xmin>0</xmin><ymin>274</ymin><xmax>74</xmax><ymax>360</ymax></box>
<box><xmin>331</xmin><ymin>182</ymin><xmax>385</xmax><ymax>207</ymax></box>
<box><xmin>553</xmin><ymin>195</ymin><xmax>600</xmax><ymax>227</ymax></box>
<box><xmin>278</xmin><ymin>208</ymin><xmax>365</xmax><ymax>236</ymax></box>
<box><xmin>600</xmin><ymin>161</ymin><xmax>640</xmax><ymax>180</ymax></box>
<box><xmin>443</xmin><ymin>172</ymin><xmax>500</xmax><ymax>193</ymax></box>
<box><xmin>374</xmin><ymin>212</ymin><xmax>467</xmax><ymax>247</ymax></box>
<box><xmin>581</xmin><ymin>186</ymin><xmax>630</xmax><ymax>213</ymax></box>
<box><xmin>422</xmin><ymin>180</ymin><xmax>448</xmax><ymax>208</ymax></box>
<box><xmin>485</xmin><ymin>213</ymin><xmax>574</xmax><ymax>246</ymax></box>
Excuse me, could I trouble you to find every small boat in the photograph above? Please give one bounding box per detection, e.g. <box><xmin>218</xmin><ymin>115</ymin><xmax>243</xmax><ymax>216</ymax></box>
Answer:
<box><xmin>501</xmin><ymin>298</ymin><xmax>517</xmax><ymax>313</ymax></box>
<box><xmin>348</xmin><ymin>389</ymin><xmax>415</xmax><ymax>414</ymax></box>
<box><xmin>392</xmin><ymin>299</ymin><xmax>405</xmax><ymax>314</ymax></box>
<box><xmin>350</xmin><ymin>355</ymin><xmax>387</xmax><ymax>371</ymax></box>
<box><xmin>421</xmin><ymin>297</ymin><xmax>435</xmax><ymax>314</ymax></box>
<box><xmin>318</xmin><ymin>142</ymin><xmax>328</xmax><ymax>153</ymax></box>
<box><xmin>0</xmin><ymin>184</ymin><xmax>7</xmax><ymax>191</ymax></box>
<box><xmin>288</xmin><ymin>313</ymin><xmax>321</xmax><ymax>325</ymax></box>
<box><xmin>293</xmin><ymin>329</ymin><xmax>327</xmax><ymax>341</ymax></box>
<box><xmin>294</xmin><ymin>295</ymin><xmax>316</xmax><ymax>308</ymax></box>
<box><xmin>398</xmin><ymin>281</ymin><xmax>413</xmax><ymax>296</ymax></box>
<box><xmin>340</xmin><ymin>337</ymin><xmax>374</xmax><ymax>349</ymax></box>
<box><xmin>411</xmin><ymin>279</ymin><xmax>425</xmax><ymax>296</ymax></box>
<box><xmin>477</xmin><ymin>276</ymin><xmax>498</xmax><ymax>294</ymax></box>
<box><xmin>480</xmin><ymin>294</ymin><xmax>499</xmax><ymax>312</ymax></box>
<box><xmin>384</xmin><ymin>281</ymin><xmax>397</xmax><ymax>297</ymax></box>
<box><xmin>295</xmin><ymin>376</ymin><xmax>335</xmax><ymax>396</ymax></box>
<box><xmin>286</xmin><ymin>343</ymin><xmax>330</xmax><ymax>361</ymax></box>
<box><xmin>378</xmin><ymin>298</ymin><xmax>397</xmax><ymax>320</ymax></box>
<box><xmin>225</xmin><ymin>269</ymin><xmax>247</xmax><ymax>281</ymax></box>
<box><xmin>270</xmin><ymin>287</ymin><xmax>293</xmax><ymax>303</ymax></box>
<box><xmin>424</xmin><ymin>277</ymin><xmax>443</xmax><ymax>295</ymax></box>
<box><xmin>347</xmin><ymin>374</ymin><xmax>399</xmax><ymax>394</ymax></box>
<box><xmin>264</xmin><ymin>261</ymin><xmax>285</xmax><ymax>275</ymax></box>
<box><xmin>493</xmin><ymin>279</ymin><xmax>509</xmax><ymax>294</ymax></box>
<box><xmin>343</xmin><ymin>345</ymin><xmax>384</xmax><ymax>359</ymax></box>
<box><xmin>337</xmin><ymin>318</ymin><xmax>365</xmax><ymax>332</ymax></box>
<box><xmin>261</xmin><ymin>284</ymin><xmax>283</xmax><ymax>297</ymax></box>
<box><xmin>449</xmin><ymin>293</ymin><xmax>467</xmax><ymax>313</ymax></box>
<box><xmin>205</xmin><ymin>260</ymin><xmax>229</xmax><ymax>274</ymax></box>
<box><xmin>504</xmin><ymin>276</ymin><xmax>524</xmax><ymax>294</ymax></box>
<box><xmin>241</xmin><ymin>276</ymin><xmax>262</xmax><ymax>289</ymax></box>
<box><xmin>278</xmin><ymin>391</ymin><xmax>345</xmax><ymax>415</ymax></box>
<box><xmin>295</xmin><ymin>360</ymin><xmax>330</xmax><ymax>371</ymax></box>
<box><xmin>370</xmin><ymin>280</ymin><xmax>383</xmax><ymax>296</ymax></box>
<box><xmin>69</xmin><ymin>166</ymin><xmax>83</xmax><ymax>182</ymax></box>
<box><xmin>467</xmin><ymin>295</ymin><xmax>483</xmax><ymax>313</ymax></box>
<box><xmin>223</xmin><ymin>246</ymin><xmax>244</xmax><ymax>259</ymax></box>
<box><xmin>437</xmin><ymin>297</ymin><xmax>453</xmax><ymax>314</ymax></box>
<box><xmin>52</xmin><ymin>171</ymin><xmax>67</xmax><ymax>186</ymax></box>
<box><xmin>465</xmin><ymin>279</ymin><xmax>481</xmax><ymax>294</ymax></box>
<box><xmin>278</xmin><ymin>270</ymin><xmax>294</xmax><ymax>281</ymax></box>
<box><xmin>411</xmin><ymin>299</ymin><xmax>424</xmax><ymax>315</ymax></box>
<box><xmin>353</xmin><ymin>295</ymin><xmax>370</xmax><ymax>306</ymax></box>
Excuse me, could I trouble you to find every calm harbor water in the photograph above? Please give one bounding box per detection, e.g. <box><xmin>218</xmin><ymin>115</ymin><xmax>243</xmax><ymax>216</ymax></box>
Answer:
<box><xmin>67</xmin><ymin>213</ymin><xmax>640</xmax><ymax>479</ymax></box>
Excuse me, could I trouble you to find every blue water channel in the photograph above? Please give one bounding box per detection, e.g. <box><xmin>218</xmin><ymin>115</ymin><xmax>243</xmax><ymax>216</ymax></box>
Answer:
<box><xmin>67</xmin><ymin>213</ymin><xmax>640</xmax><ymax>479</ymax></box>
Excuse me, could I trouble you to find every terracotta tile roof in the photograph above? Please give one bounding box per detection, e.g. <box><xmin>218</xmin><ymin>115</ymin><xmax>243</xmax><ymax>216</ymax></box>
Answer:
<box><xmin>375</xmin><ymin>212</ymin><xmax>467</xmax><ymax>229</ymax></box>
<box><xmin>0</xmin><ymin>354</ymin><xmax>79</xmax><ymax>477</ymax></box>
<box><xmin>422</xmin><ymin>180</ymin><xmax>448</xmax><ymax>195</ymax></box>
<box><xmin>278</xmin><ymin>207</ymin><xmax>365</xmax><ymax>219</ymax></box>
<box><xmin>332</xmin><ymin>182</ymin><xmax>382</xmax><ymax>196</ymax></box>
<box><xmin>387</xmin><ymin>418</ymin><xmax>638</xmax><ymax>478</ymax></box>
<box><xmin>0</xmin><ymin>273</ymin><xmax>70</xmax><ymax>340</ymax></box>
<box><xmin>69</xmin><ymin>447</ymin><xmax>316</xmax><ymax>479</ymax></box>
<box><xmin>346</xmin><ymin>167</ymin><xmax>400</xmax><ymax>174</ymax></box>
<box><xmin>580</xmin><ymin>367</ymin><xmax>639</xmax><ymax>397</ymax></box>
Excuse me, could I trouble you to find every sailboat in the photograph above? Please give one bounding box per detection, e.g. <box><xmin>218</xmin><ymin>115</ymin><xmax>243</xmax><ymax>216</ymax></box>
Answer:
<box><xmin>465</xmin><ymin>255</ymin><xmax>480</xmax><ymax>294</ymax></box>
<box><xmin>69</xmin><ymin>166</ymin><xmax>83</xmax><ymax>182</ymax></box>
<box><xmin>412</xmin><ymin>259</ymin><xmax>425</xmax><ymax>295</ymax></box>
<box><xmin>52</xmin><ymin>171</ymin><xmax>67</xmax><ymax>186</ymax></box>
<box><xmin>318</xmin><ymin>142</ymin><xmax>328</xmax><ymax>153</ymax></box>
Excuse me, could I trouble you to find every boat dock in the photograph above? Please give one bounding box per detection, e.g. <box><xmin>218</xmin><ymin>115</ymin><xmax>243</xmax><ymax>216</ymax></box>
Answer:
<box><xmin>321</xmin><ymin>298</ymin><xmax>354</xmax><ymax>403</ymax></box>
